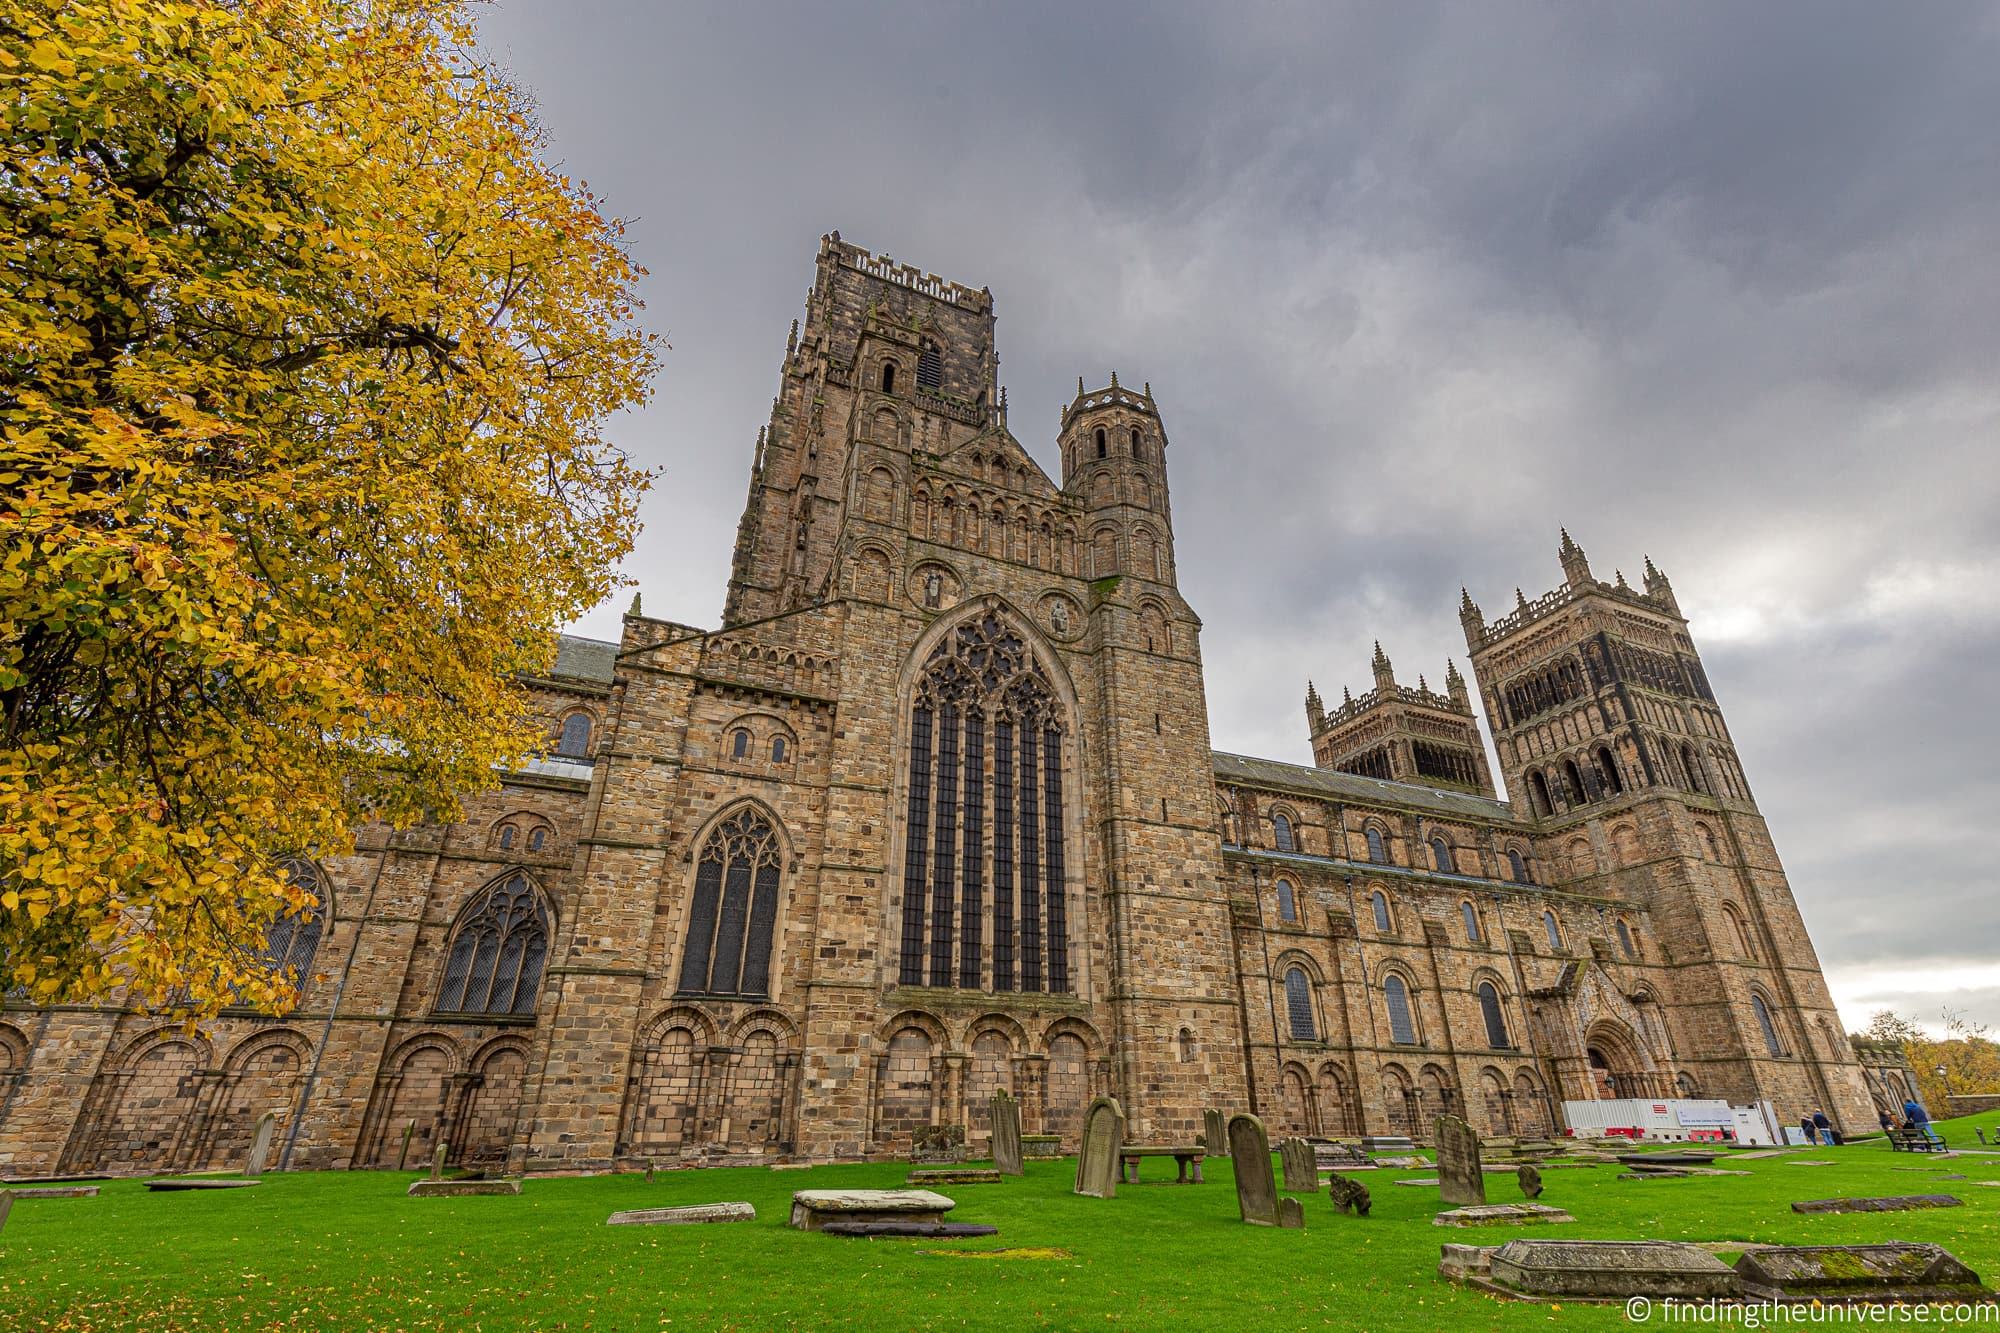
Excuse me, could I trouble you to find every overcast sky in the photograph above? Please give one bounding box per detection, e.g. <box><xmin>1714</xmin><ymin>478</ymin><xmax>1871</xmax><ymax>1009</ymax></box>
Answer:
<box><xmin>475</xmin><ymin>2</ymin><xmax>2000</xmax><ymax>1036</ymax></box>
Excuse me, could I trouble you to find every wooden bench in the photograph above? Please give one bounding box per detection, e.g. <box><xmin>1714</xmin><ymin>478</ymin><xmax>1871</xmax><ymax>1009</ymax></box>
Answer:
<box><xmin>1118</xmin><ymin>1145</ymin><xmax>1205</xmax><ymax>1184</ymax></box>
<box><xmin>1888</xmin><ymin>1127</ymin><xmax>1947</xmax><ymax>1153</ymax></box>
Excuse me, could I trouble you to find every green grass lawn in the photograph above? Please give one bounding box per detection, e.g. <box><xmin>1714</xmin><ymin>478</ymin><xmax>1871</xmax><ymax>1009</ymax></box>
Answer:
<box><xmin>4</xmin><ymin>1116</ymin><xmax>1999</xmax><ymax>1332</ymax></box>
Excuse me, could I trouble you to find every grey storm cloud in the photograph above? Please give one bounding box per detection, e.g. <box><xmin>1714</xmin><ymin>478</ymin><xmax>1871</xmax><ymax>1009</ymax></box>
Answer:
<box><xmin>474</xmin><ymin>1</ymin><xmax>2000</xmax><ymax>1031</ymax></box>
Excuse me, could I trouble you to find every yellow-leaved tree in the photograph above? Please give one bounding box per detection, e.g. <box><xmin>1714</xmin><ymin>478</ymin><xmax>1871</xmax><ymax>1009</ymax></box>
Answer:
<box><xmin>1</xmin><ymin>0</ymin><xmax>656</xmax><ymax>1016</ymax></box>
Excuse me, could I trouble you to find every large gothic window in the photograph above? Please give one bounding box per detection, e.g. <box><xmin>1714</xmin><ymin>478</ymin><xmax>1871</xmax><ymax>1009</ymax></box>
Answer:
<box><xmin>916</xmin><ymin>340</ymin><xmax>943</xmax><ymax>392</ymax></box>
<box><xmin>437</xmin><ymin>875</ymin><xmax>549</xmax><ymax>1016</ymax></box>
<box><xmin>680</xmin><ymin>807</ymin><xmax>784</xmax><ymax>998</ymax></box>
<box><xmin>898</xmin><ymin>611</ymin><xmax>1071</xmax><ymax>994</ymax></box>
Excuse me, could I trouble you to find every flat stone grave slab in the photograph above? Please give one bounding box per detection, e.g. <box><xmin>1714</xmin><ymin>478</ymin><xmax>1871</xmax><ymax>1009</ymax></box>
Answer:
<box><xmin>1735</xmin><ymin>1243</ymin><xmax>1994</xmax><ymax>1304</ymax></box>
<box><xmin>1475</xmin><ymin>1240</ymin><xmax>1741</xmax><ymax>1302</ymax></box>
<box><xmin>1786</xmin><ymin>1159</ymin><xmax>1836</xmax><ymax>1166</ymax></box>
<box><xmin>11</xmin><ymin>1186</ymin><xmax>98</xmax><ymax>1199</ymax></box>
<box><xmin>1362</xmin><ymin>1136</ymin><xmax>1417</xmax><ymax>1152</ymax></box>
<box><xmin>147</xmin><ymin>1179</ymin><xmax>260</xmax><ymax>1191</ymax></box>
<box><xmin>907</xmin><ymin>1168</ymin><xmax>1002</xmax><ymax>1186</ymax></box>
<box><xmin>1376</xmin><ymin>1155</ymin><xmax>1430</xmax><ymax>1169</ymax></box>
<box><xmin>1394</xmin><ymin>1178</ymin><xmax>1441</xmax><ymax>1186</ymax></box>
<box><xmin>791</xmin><ymin>1189</ymin><xmax>955</xmax><ymax>1232</ymax></box>
<box><xmin>820</xmin><ymin>1221</ymin><xmax>998</xmax><ymax>1239</ymax></box>
<box><xmin>1617</xmin><ymin>1152</ymin><xmax>1717</xmax><ymax>1168</ymax></box>
<box><xmin>408</xmin><ymin>1179</ymin><xmax>521</xmax><ymax>1197</ymax></box>
<box><xmin>1434</xmin><ymin>1203</ymin><xmax>1576</xmax><ymax>1227</ymax></box>
<box><xmin>2</xmin><ymin>1175</ymin><xmax>110</xmax><ymax>1185</ymax></box>
<box><xmin>1792</xmin><ymin>1194</ymin><xmax>1963</xmax><ymax>1215</ymax></box>
<box><xmin>1619</xmin><ymin>1169</ymin><xmax>1691</xmax><ymax>1180</ymax></box>
<box><xmin>607</xmin><ymin>1202</ymin><xmax>754</xmax><ymax>1226</ymax></box>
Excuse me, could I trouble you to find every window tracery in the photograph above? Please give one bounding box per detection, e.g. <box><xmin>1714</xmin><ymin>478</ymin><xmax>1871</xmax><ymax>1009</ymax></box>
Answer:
<box><xmin>437</xmin><ymin>875</ymin><xmax>549</xmax><ymax>1016</ymax></box>
<box><xmin>679</xmin><ymin>807</ymin><xmax>783</xmax><ymax>998</ymax></box>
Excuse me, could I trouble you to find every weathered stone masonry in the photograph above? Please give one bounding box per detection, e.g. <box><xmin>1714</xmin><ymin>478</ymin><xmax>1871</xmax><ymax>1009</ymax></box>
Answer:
<box><xmin>0</xmin><ymin>236</ymin><xmax>1885</xmax><ymax>1173</ymax></box>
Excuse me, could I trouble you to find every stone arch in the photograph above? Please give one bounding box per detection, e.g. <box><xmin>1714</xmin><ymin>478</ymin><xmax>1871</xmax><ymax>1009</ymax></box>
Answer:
<box><xmin>964</xmin><ymin>1019</ymin><xmax>1020</xmax><ymax>1143</ymax></box>
<box><xmin>1564</xmin><ymin>835</ymin><xmax>1594</xmax><ymax>880</ymax></box>
<box><xmin>1378</xmin><ymin>958</ymin><xmax>1424</xmax><ymax>1046</ymax></box>
<box><xmin>1090</xmin><ymin>525</ymin><xmax>1118</xmax><ymax>577</ymax></box>
<box><xmin>458</xmin><ymin>1036</ymin><xmax>531</xmax><ymax>1167</ymax></box>
<box><xmin>0</xmin><ymin>1021</ymin><xmax>27</xmax><ymax>1074</ymax></box>
<box><xmin>721</xmin><ymin>1018</ymin><xmax>794</xmax><ymax>1153</ymax></box>
<box><xmin>1040</xmin><ymin>1017</ymin><xmax>1100</xmax><ymax>1143</ymax></box>
<box><xmin>1137</xmin><ymin>600</ymin><xmax>1172</xmax><ymax>655</ymax></box>
<box><xmin>1721</xmin><ymin>902</ymin><xmax>1756</xmax><ymax>959</ymax></box>
<box><xmin>625</xmin><ymin>1006</ymin><xmax>715</xmax><ymax>1158</ymax></box>
<box><xmin>70</xmin><ymin>1027</ymin><xmax>212</xmax><ymax>1174</ymax></box>
<box><xmin>1316</xmin><ymin>1060</ymin><xmax>1358</xmax><ymax>1136</ymax></box>
<box><xmin>202</xmin><ymin>1028</ymin><xmax>312</xmax><ymax>1171</ymax></box>
<box><xmin>1281</xmin><ymin>1060</ymin><xmax>1320</xmax><ymax>1136</ymax></box>
<box><xmin>1380</xmin><ymin>1061</ymin><xmax>1416</xmax><ymax>1138</ymax></box>
<box><xmin>1417</xmin><ymin>1062</ymin><xmax>1459</xmax><ymax>1129</ymax></box>
<box><xmin>360</xmin><ymin>1033</ymin><xmax>460</xmax><ymax>1168</ymax></box>
<box><xmin>873</xmin><ymin>1012</ymin><xmax>944</xmax><ymax>1151</ymax></box>
<box><xmin>1584</xmin><ymin>1020</ymin><xmax>1648</xmax><ymax>1100</ymax></box>
<box><xmin>850</xmin><ymin>542</ymin><xmax>894</xmax><ymax>602</ymax></box>
<box><xmin>1478</xmin><ymin>1066</ymin><xmax>1513</xmax><ymax>1137</ymax></box>
<box><xmin>1610</xmin><ymin>822</ymin><xmax>1640</xmax><ymax>866</ymax></box>
<box><xmin>1512</xmin><ymin>1067</ymin><xmax>1549</xmax><ymax>1135</ymax></box>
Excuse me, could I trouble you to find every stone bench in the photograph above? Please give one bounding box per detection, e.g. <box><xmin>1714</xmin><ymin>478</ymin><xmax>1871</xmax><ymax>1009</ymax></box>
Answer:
<box><xmin>1117</xmin><ymin>1145</ymin><xmax>1205</xmax><ymax>1184</ymax></box>
<box><xmin>790</xmin><ymin>1189</ymin><xmax>955</xmax><ymax>1232</ymax></box>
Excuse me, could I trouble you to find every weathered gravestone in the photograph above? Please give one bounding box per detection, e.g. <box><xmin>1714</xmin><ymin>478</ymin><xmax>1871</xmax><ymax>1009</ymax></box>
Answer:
<box><xmin>607</xmin><ymin>1202</ymin><xmax>755</xmax><ymax>1226</ymax></box>
<box><xmin>1791</xmin><ymin>1194</ymin><xmax>1963</xmax><ymax>1215</ymax></box>
<box><xmin>1517</xmin><ymin>1164</ymin><xmax>1543</xmax><ymax>1200</ymax></box>
<box><xmin>0</xmin><ymin>1189</ymin><xmax>12</xmax><ymax>1236</ymax></box>
<box><xmin>1229</xmin><ymin>1113</ymin><xmax>1280</xmax><ymax>1226</ymax></box>
<box><xmin>1734</xmin><ymin>1243</ymin><xmax>1994</xmax><ymax>1304</ymax></box>
<box><xmin>431</xmin><ymin>1143</ymin><xmax>447</xmax><ymax>1182</ymax></box>
<box><xmin>11</xmin><ymin>1186</ymin><xmax>97</xmax><ymax>1199</ymax></box>
<box><xmin>1279</xmin><ymin>1138</ymin><xmax>1318</xmax><ymax>1193</ymax></box>
<box><xmin>1072</xmin><ymin>1096</ymin><xmax>1125</xmax><ymax>1199</ymax></box>
<box><xmin>1277</xmin><ymin>1197</ymin><xmax>1305</xmax><ymax>1229</ymax></box>
<box><xmin>990</xmin><ymin>1092</ymin><xmax>1023</xmax><ymax>1177</ymax></box>
<box><xmin>1202</xmin><ymin>1108</ymin><xmax>1228</xmax><ymax>1160</ymax></box>
<box><xmin>1450</xmin><ymin>1239</ymin><xmax>1741</xmax><ymax>1301</ymax></box>
<box><xmin>1326</xmin><ymin>1174</ymin><xmax>1371</xmax><ymax>1216</ymax></box>
<box><xmin>407</xmin><ymin>1178</ymin><xmax>520</xmax><ymax>1197</ymax></box>
<box><xmin>396</xmin><ymin>1121</ymin><xmax>415</xmax><ymax>1171</ymax></box>
<box><xmin>1435</xmin><ymin>1114</ymin><xmax>1486</xmax><ymax>1207</ymax></box>
<box><xmin>244</xmin><ymin>1111</ymin><xmax>278</xmax><ymax>1179</ymax></box>
<box><xmin>1434</xmin><ymin>1202</ymin><xmax>1575</xmax><ymax>1226</ymax></box>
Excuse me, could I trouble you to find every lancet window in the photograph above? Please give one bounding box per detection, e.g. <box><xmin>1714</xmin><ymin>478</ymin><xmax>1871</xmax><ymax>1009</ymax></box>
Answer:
<box><xmin>898</xmin><ymin>611</ymin><xmax>1072</xmax><ymax>993</ymax></box>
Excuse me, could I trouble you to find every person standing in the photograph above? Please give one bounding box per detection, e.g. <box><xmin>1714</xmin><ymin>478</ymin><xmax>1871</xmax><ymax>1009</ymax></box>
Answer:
<box><xmin>1800</xmin><ymin>1113</ymin><xmax>1818</xmax><ymax>1146</ymax></box>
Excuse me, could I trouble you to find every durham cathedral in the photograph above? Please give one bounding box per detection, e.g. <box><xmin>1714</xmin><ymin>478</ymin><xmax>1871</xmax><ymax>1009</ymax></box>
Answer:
<box><xmin>0</xmin><ymin>235</ymin><xmax>1897</xmax><ymax>1177</ymax></box>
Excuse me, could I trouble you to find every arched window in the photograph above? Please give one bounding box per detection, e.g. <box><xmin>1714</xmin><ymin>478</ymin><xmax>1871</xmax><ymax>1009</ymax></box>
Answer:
<box><xmin>1725</xmin><ymin>905</ymin><xmax>1756</xmax><ymax>959</ymax></box>
<box><xmin>1384</xmin><ymin>974</ymin><xmax>1416</xmax><ymax>1045</ymax></box>
<box><xmin>1129</xmin><ymin>427</ymin><xmax>1144</xmax><ymax>462</ymax></box>
<box><xmin>771</xmin><ymin>735</ymin><xmax>787</xmax><ymax>763</ymax></box>
<box><xmin>1094</xmin><ymin>427</ymin><xmax>1107</xmax><ymax>459</ymax></box>
<box><xmin>437</xmin><ymin>874</ymin><xmax>549</xmax><ymax>1016</ymax></box>
<box><xmin>916</xmin><ymin>340</ymin><xmax>943</xmax><ymax>392</ymax></box>
<box><xmin>255</xmin><ymin>859</ymin><xmax>328</xmax><ymax>987</ymax></box>
<box><xmin>1276</xmin><ymin>879</ymin><xmax>1297</xmax><ymax>923</ymax></box>
<box><xmin>1461</xmin><ymin>901</ymin><xmax>1482</xmax><ymax>943</ymax></box>
<box><xmin>1751</xmin><ymin>993</ymin><xmax>1783</xmax><ymax>1056</ymax></box>
<box><xmin>1562</xmin><ymin>758</ymin><xmax>1587</xmax><ymax>804</ymax></box>
<box><xmin>557</xmin><ymin>712</ymin><xmax>592</xmax><ymax>758</ymax></box>
<box><xmin>1284</xmin><ymin>967</ymin><xmax>1316</xmax><ymax>1040</ymax></box>
<box><xmin>899</xmin><ymin>611</ymin><xmax>1072</xmax><ymax>994</ymax></box>
<box><xmin>1272</xmin><ymin>812</ymin><xmax>1295</xmax><ymax>852</ymax></box>
<box><xmin>1365</xmin><ymin>826</ymin><xmax>1388</xmax><ymax>864</ymax></box>
<box><xmin>1676</xmin><ymin>1072</ymin><xmax>1700</xmax><ymax>1098</ymax></box>
<box><xmin>1596</xmin><ymin>745</ymin><xmax>1623</xmax><ymax>795</ymax></box>
<box><xmin>1698</xmin><ymin>823</ymin><xmax>1720</xmax><ymax>860</ymax></box>
<box><xmin>527</xmin><ymin>826</ymin><xmax>545</xmax><ymax>852</ymax></box>
<box><xmin>1178</xmin><ymin>1027</ymin><xmax>1195</xmax><ymax>1063</ymax></box>
<box><xmin>499</xmin><ymin>824</ymin><xmax>516</xmax><ymax>850</ymax></box>
<box><xmin>880</xmin><ymin>361</ymin><xmax>897</xmax><ymax>393</ymax></box>
<box><xmin>1371</xmin><ymin>890</ymin><xmax>1392</xmax><ymax>933</ymax></box>
<box><xmin>1431</xmin><ymin>836</ymin><xmax>1453</xmax><ymax>873</ymax></box>
<box><xmin>1529</xmin><ymin>771</ymin><xmax>1553</xmax><ymax>818</ymax></box>
<box><xmin>1616</xmin><ymin>919</ymin><xmax>1637</xmax><ymax>959</ymax></box>
<box><xmin>1508</xmin><ymin>848</ymin><xmax>1530</xmax><ymax>883</ymax></box>
<box><xmin>1682</xmin><ymin>744</ymin><xmax>1706</xmax><ymax>795</ymax></box>
<box><xmin>679</xmin><ymin>806</ymin><xmax>784</xmax><ymax>998</ymax></box>
<box><xmin>1543</xmin><ymin>910</ymin><xmax>1562</xmax><ymax>952</ymax></box>
<box><xmin>731</xmin><ymin>729</ymin><xmax>749</xmax><ymax>760</ymax></box>
<box><xmin>1477</xmin><ymin>981</ymin><xmax>1511</xmax><ymax>1048</ymax></box>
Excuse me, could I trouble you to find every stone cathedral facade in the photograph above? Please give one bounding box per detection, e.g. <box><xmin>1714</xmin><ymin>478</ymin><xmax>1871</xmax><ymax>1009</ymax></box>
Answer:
<box><xmin>0</xmin><ymin>235</ymin><xmax>1885</xmax><ymax>1176</ymax></box>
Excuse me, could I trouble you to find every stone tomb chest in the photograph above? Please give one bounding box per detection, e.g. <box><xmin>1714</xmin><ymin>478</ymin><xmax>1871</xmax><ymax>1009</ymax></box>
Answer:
<box><xmin>1734</xmin><ymin>1244</ymin><xmax>1994</xmax><ymax>1304</ymax></box>
<box><xmin>1488</xmin><ymin>1240</ymin><xmax>1741</xmax><ymax>1301</ymax></box>
<box><xmin>789</xmin><ymin>1189</ymin><xmax>955</xmax><ymax>1232</ymax></box>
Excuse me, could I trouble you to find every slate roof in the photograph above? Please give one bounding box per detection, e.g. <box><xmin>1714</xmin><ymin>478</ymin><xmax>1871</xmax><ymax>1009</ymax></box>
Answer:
<box><xmin>551</xmin><ymin>634</ymin><xmax>619</xmax><ymax>685</ymax></box>
<box><xmin>1211</xmin><ymin>750</ymin><xmax>1519</xmax><ymax>825</ymax></box>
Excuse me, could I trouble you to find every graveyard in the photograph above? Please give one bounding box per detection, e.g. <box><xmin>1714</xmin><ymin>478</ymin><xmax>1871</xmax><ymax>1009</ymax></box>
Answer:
<box><xmin>0</xmin><ymin>1110</ymin><xmax>1995</xmax><ymax>1330</ymax></box>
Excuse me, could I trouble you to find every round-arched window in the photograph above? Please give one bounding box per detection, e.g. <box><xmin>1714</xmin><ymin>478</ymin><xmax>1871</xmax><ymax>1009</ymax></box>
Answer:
<box><xmin>1284</xmin><ymin>967</ymin><xmax>1316</xmax><ymax>1040</ymax></box>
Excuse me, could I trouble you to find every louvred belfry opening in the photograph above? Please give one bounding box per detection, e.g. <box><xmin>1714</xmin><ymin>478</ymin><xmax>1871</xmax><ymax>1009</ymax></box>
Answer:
<box><xmin>898</xmin><ymin>610</ymin><xmax>1072</xmax><ymax>993</ymax></box>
